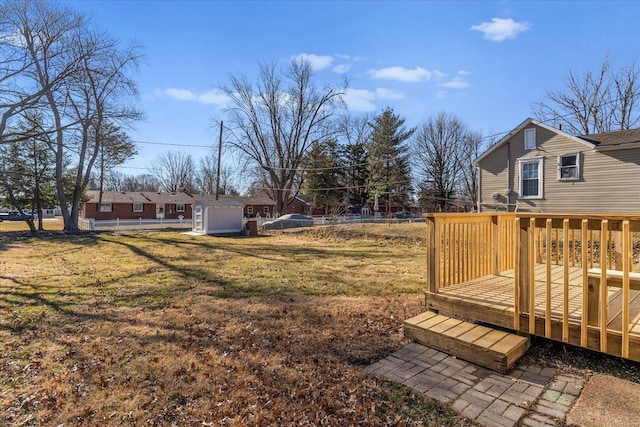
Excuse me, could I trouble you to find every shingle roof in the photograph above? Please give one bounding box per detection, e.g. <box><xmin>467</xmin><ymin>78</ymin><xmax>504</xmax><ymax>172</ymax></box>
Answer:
<box><xmin>579</xmin><ymin>128</ymin><xmax>640</xmax><ymax>148</ymax></box>
<box><xmin>191</xmin><ymin>198</ymin><xmax>245</xmax><ymax>207</ymax></box>
<box><xmin>193</xmin><ymin>195</ymin><xmax>276</xmax><ymax>206</ymax></box>
<box><xmin>85</xmin><ymin>191</ymin><xmax>196</xmax><ymax>204</ymax></box>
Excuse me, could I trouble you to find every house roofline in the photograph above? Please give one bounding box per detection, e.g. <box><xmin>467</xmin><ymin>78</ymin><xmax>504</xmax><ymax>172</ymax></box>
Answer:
<box><xmin>594</xmin><ymin>141</ymin><xmax>640</xmax><ymax>151</ymax></box>
<box><xmin>474</xmin><ymin>118</ymin><xmax>597</xmax><ymax>165</ymax></box>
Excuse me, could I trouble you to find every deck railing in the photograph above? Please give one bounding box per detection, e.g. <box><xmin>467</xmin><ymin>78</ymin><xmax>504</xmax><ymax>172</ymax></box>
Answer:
<box><xmin>425</xmin><ymin>212</ymin><xmax>516</xmax><ymax>292</ymax></box>
<box><xmin>425</xmin><ymin>212</ymin><xmax>640</xmax><ymax>359</ymax></box>
<box><xmin>515</xmin><ymin>213</ymin><xmax>640</xmax><ymax>359</ymax></box>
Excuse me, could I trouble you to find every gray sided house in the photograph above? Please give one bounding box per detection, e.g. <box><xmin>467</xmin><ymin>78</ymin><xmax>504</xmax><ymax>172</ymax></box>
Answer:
<box><xmin>475</xmin><ymin>118</ymin><xmax>640</xmax><ymax>213</ymax></box>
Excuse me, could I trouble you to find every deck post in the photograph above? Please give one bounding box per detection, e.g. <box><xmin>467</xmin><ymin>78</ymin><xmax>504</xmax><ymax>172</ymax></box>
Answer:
<box><xmin>587</xmin><ymin>275</ymin><xmax>600</xmax><ymax>327</ymax></box>
<box><xmin>611</xmin><ymin>229</ymin><xmax>623</xmax><ymax>270</ymax></box>
<box><xmin>517</xmin><ymin>218</ymin><xmax>530</xmax><ymax>329</ymax></box>
<box><xmin>426</xmin><ymin>216</ymin><xmax>437</xmax><ymax>294</ymax></box>
<box><xmin>492</xmin><ymin>215</ymin><xmax>500</xmax><ymax>276</ymax></box>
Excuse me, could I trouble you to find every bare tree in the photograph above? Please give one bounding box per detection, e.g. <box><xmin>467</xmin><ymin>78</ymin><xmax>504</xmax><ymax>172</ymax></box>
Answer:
<box><xmin>412</xmin><ymin>112</ymin><xmax>474</xmax><ymax>212</ymax></box>
<box><xmin>149</xmin><ymin>151</ymin><xmax>195</xmax><ymax>193</ymax></box>
<box><xmin>459</xmin><ymin>131</ymin><xmax>482</xmax><ymax>207</ymax></box>
<box><xmin>124</xmin><ymin>173</ymin><xmax>159</xmax><ymax>192</ymax></box>
<box><xmin>194</xmin><ymin>151</ymin><xmax>217</xmax><ymax>194</ymax></box>
<box><xmin>56</xmin><ymin>28</ymin><xmax>142</xmax><ymax>229</ymax></box>
<box><xmin>611</xmin><ymin>62</ymin><xmax>640</xmax><ymax>130</ymax></box>
<box><xmin>532</xmin><ymin>56</ymin><xmax>639</xmax><ymax>135</ymax></box>
<box><xmin>0</xmin><ymin>0</ymin><xmax>85</xmax><ymax>231</ymax></box>
<box><xmin>222</xmin><ymin>59</ymin><xmax>345</xmax><ymax>215</ymax></box>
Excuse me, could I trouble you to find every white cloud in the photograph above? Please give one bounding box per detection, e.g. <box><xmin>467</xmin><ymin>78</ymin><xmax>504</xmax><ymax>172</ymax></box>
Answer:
<box><xmin>335</xmin><ymin>53</ymin><xmax>366</xmax><ymax>61</ymax></box>
<box><xmin>342</xmin><ymin>87</ymin><xmax>406</xmax><ymax>111</ymax></box>
<box><xmin>470</xmin><ymin>18</ymin><xmax>530</xmax><ymax>42</ymax></box>
<box><xmin>436</xmin><ymin>90</ymin><xmax>447</xmax><ymax>98</ymax></box>
<box><xmin>458</xmin><ymin>70</ymin><xmax>472</xmax><ymax>75</ymax></box>
<box><xmin>292</xmin><ymin>53</ymin><xmax>334</xmax><ymax>70</ymax></box>
<box><xmin>375</xmin><ymin>88</ymin><xmax>405</xmax><ymax>100</ymax></box>
<box><xmin>343</xmin><ymin>88</ymin><xmax>377</xmax><ymax>112</ymax></box>
<box><xmin>432</xmin><ymin>70</ymin><xmax>447</xmax><ymax>80</ymax></box>
<box><xmin>154</xmin><ymin>88</ymin><xmax>230</xmax><ymax>106</ymax></box>
<box><xmin>368</xmin><ymin>66</ymin><xmax>433</xmax><ymax>83</ymax></box>
<box><xmin>440</xmin><ymin>78</ymin><xmax>470</xmax><ymax>89</ymax></box>
<box><xmin>332</xmin><ymin>64</ymin><xmax>351</xmax><ymax>73</ymax></box>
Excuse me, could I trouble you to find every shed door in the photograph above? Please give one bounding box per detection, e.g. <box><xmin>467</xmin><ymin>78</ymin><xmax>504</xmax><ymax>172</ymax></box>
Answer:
<box><xmin>194</xmin><ymin>205</ymin><xmax>203</xmax><ymax>232</ymax></box>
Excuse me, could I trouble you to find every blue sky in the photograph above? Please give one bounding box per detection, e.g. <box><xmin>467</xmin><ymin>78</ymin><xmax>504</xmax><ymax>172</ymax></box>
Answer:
<box><xmin>69</xmin><ymin>0</ymin><xmax>640</xmax><ymax>181</ymax></box>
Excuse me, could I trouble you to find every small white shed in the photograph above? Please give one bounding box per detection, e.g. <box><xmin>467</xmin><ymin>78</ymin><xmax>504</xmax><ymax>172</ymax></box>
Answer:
<box><xmin>191</xmin><ymin>199</ymin><xmax>245</xmax><ymax>235</ymax></box>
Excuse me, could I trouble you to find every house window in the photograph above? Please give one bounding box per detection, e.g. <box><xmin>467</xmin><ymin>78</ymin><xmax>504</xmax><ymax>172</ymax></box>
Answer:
<box><xmin>176</xmin><ymin>203</ymin><xmax>185</xmax><ymax>212</ymax></box>
<box><xmin>263</xmin><ymin>206</ymin><xmax>269</xmax><ymax>214</ymax></box>
<box><xmin>247</xmin><ymin>206</ymin><xmax>254</xmax><ymax>215</ymax></box>
<box><xmin>518</xmin><ymin>158</ymin><xmax>543</xmax><ymax>199</ymax></box>
<box><xmin>99</xmin><ymin>203</ymin><xmax>112</xmax><ymax>212</ymax></box>
<box><xmin>133</xmin><ymin>203</ymin><xmax>144</xmax><ymax>212</ymax></box>
<box><xmin>524</xmin><ymin>128</ymin><xmax>536</xmax><ymax>150</ymax></box>
<box><xmin>558</xmin><ymin>153</ymin><xmax>580</xmax><ymax>180</ymax></box>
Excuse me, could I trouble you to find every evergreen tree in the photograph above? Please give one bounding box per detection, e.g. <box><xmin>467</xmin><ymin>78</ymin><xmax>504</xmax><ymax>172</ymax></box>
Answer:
<box><xmin>302</xmin><ymin>140</ymin><xmax>344</xmax><ymax>215</ymax></box>
<box><xmin>339</xmin><ymin>138</ymin><xmax>370</xmax><ymax>212</ymax></box>
<box><xmin>0</xmin><ymin>117</ymin><xmax>58</xmax><ymax>231</ymax></box>
<box><xmin>367</xmin><ymin>108</ymin><xmax>415</xmax><ymax>214</ymax></box>
<box><xmin>95</xmin><ymin>123</ymin><xmax>137</xmax><ymax>220</ymax></box>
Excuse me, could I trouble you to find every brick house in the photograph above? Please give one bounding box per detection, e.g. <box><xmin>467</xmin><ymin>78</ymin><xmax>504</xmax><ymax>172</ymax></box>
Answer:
<box><xmin>82</xmin><ymin>190</ymin><xmax>197</xmax><ymax>220</ymax></box>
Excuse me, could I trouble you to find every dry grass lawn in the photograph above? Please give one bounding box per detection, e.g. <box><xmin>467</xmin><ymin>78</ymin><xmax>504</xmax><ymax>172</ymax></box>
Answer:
<box><xmin>1</xmin><ymin>223</ymin><xmax>472</xmax><ymax>426</ymax></box>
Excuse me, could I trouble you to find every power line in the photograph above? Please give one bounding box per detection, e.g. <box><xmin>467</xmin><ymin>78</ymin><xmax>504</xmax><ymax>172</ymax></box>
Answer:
<box><xmin>131</xmin><ymin>140</ymin><xmax>214</xmax><ymax>149</ymax></box>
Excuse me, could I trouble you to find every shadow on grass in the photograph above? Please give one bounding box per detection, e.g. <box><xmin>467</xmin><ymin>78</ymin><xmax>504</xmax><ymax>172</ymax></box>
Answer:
<box><xmin>116</xmin><ymin>232</ymin><xmax>396</xmax><ymax>264</ymax></box>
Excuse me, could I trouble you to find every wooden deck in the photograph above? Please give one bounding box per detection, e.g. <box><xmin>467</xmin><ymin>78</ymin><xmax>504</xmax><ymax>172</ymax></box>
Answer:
<box><xmin>425</xmin><ymin>264</ymin><xmax>640</xmax><ymax>361</ymax></box>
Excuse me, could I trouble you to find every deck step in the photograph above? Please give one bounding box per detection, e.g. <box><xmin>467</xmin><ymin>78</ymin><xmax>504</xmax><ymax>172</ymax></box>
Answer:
<box><xmin>404</xmin><ymin>311</ymin><xmax>529</xmax><ymax>374</ymax></box>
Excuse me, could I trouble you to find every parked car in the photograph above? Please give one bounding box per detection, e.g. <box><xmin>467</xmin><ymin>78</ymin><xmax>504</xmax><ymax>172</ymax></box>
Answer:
<box><xmin>392</xmin><ymin>210</ymin><xmax>418</xmax><ymax>219</ymax></box>
<box><xmin>0</xmin><ymin>211</ymin><xmax>36</xmax><ymax>221</ymax></box>
<box><xmin>261</xmin><ymin>214</ymin><xmax>314</xmax><ymax>230</ymax></box>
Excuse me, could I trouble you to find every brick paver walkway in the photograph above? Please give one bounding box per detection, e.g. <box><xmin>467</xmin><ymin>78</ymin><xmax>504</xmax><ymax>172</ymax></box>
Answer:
<box><xmin>366</xmin><ymin>343</ymin><xmax>585</xmax><ymax>427</ymax></box>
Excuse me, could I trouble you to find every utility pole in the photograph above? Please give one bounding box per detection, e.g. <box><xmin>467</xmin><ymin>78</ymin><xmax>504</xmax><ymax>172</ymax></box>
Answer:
<box><xmin>215</xmin><ymin>121</ymin><xmax>223</xmax><ymax>200</ymax></box>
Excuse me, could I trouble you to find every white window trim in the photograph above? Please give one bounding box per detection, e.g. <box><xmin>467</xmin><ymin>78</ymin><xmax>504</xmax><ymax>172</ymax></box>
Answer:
<box><xmin>557</xmin><ymin>152</ymin><xmax>580</xmax><ymax>181</ymax></box>
<box><xmin>176</xmin><ymin>203</ymin><xmax>185</xmax><ymax>212</ymax></box>
<box><xmin>99</xmin><ymin>203</ymin><xmax>113</xmax><ymax>212</ymax></box>
<box><xmin>524</xmin><ymin>128</ymin><xmax>536</xmax><ymax>150</ymax></box>
<box><xmin>133</xmin><ymin>203</ymin><xmax>144</xmax><ymax>212</ymax></box>
<box><xmin>518</xmin><ymin>157</ymin><xmax>544</xmax><ymax>199</ymax></box>
<box><xmin>247</xmin><ymin>206</ymin><xmax>254</xmax><ymax>215</ymax></box>
<box><xmin>263</xmin><ymin>206</ymin><xmax>269</xmax><ymax>214</ymax></box>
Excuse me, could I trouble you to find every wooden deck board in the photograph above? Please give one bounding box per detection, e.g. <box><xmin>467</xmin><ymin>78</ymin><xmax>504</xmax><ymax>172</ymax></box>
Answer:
<box><xmin>474</xmin><ymin>329</ymin><xmax>508</xmax><ymax>348</ymax></box>
<box><xmin>404</xmin><ymin>311</ymin><xmax>437</xmax><ymax>326</ymax></box>
<box><xmin>457</xmin><ymin>324</ymin><xmax>492</xmax><ymax>343</ymax></box>
<box><xmin>491</xmin><ymin>334</ymin><xmax>528</xmax><ymax>355</ymax></box>
<box><xmin>429</xmin><ymin>317</ymin><xmax>463</xmax><ymax>334</ymax></box>
<box><xmin>442</xmin><ymin>321</ymin><xmax>476</xmax><ymax>338</ymax></box>
<box><xmin>417</xmin><ymin>314</ymin><xmax>450</xmax><ymax>330</ymax></box>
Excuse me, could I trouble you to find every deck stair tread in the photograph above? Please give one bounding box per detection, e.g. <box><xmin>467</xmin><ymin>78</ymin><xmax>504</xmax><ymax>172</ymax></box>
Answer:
<box><xmin>404</xmin><ymin>311</ymin><xmax>529</xmax><ymax>374</ymax></box>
